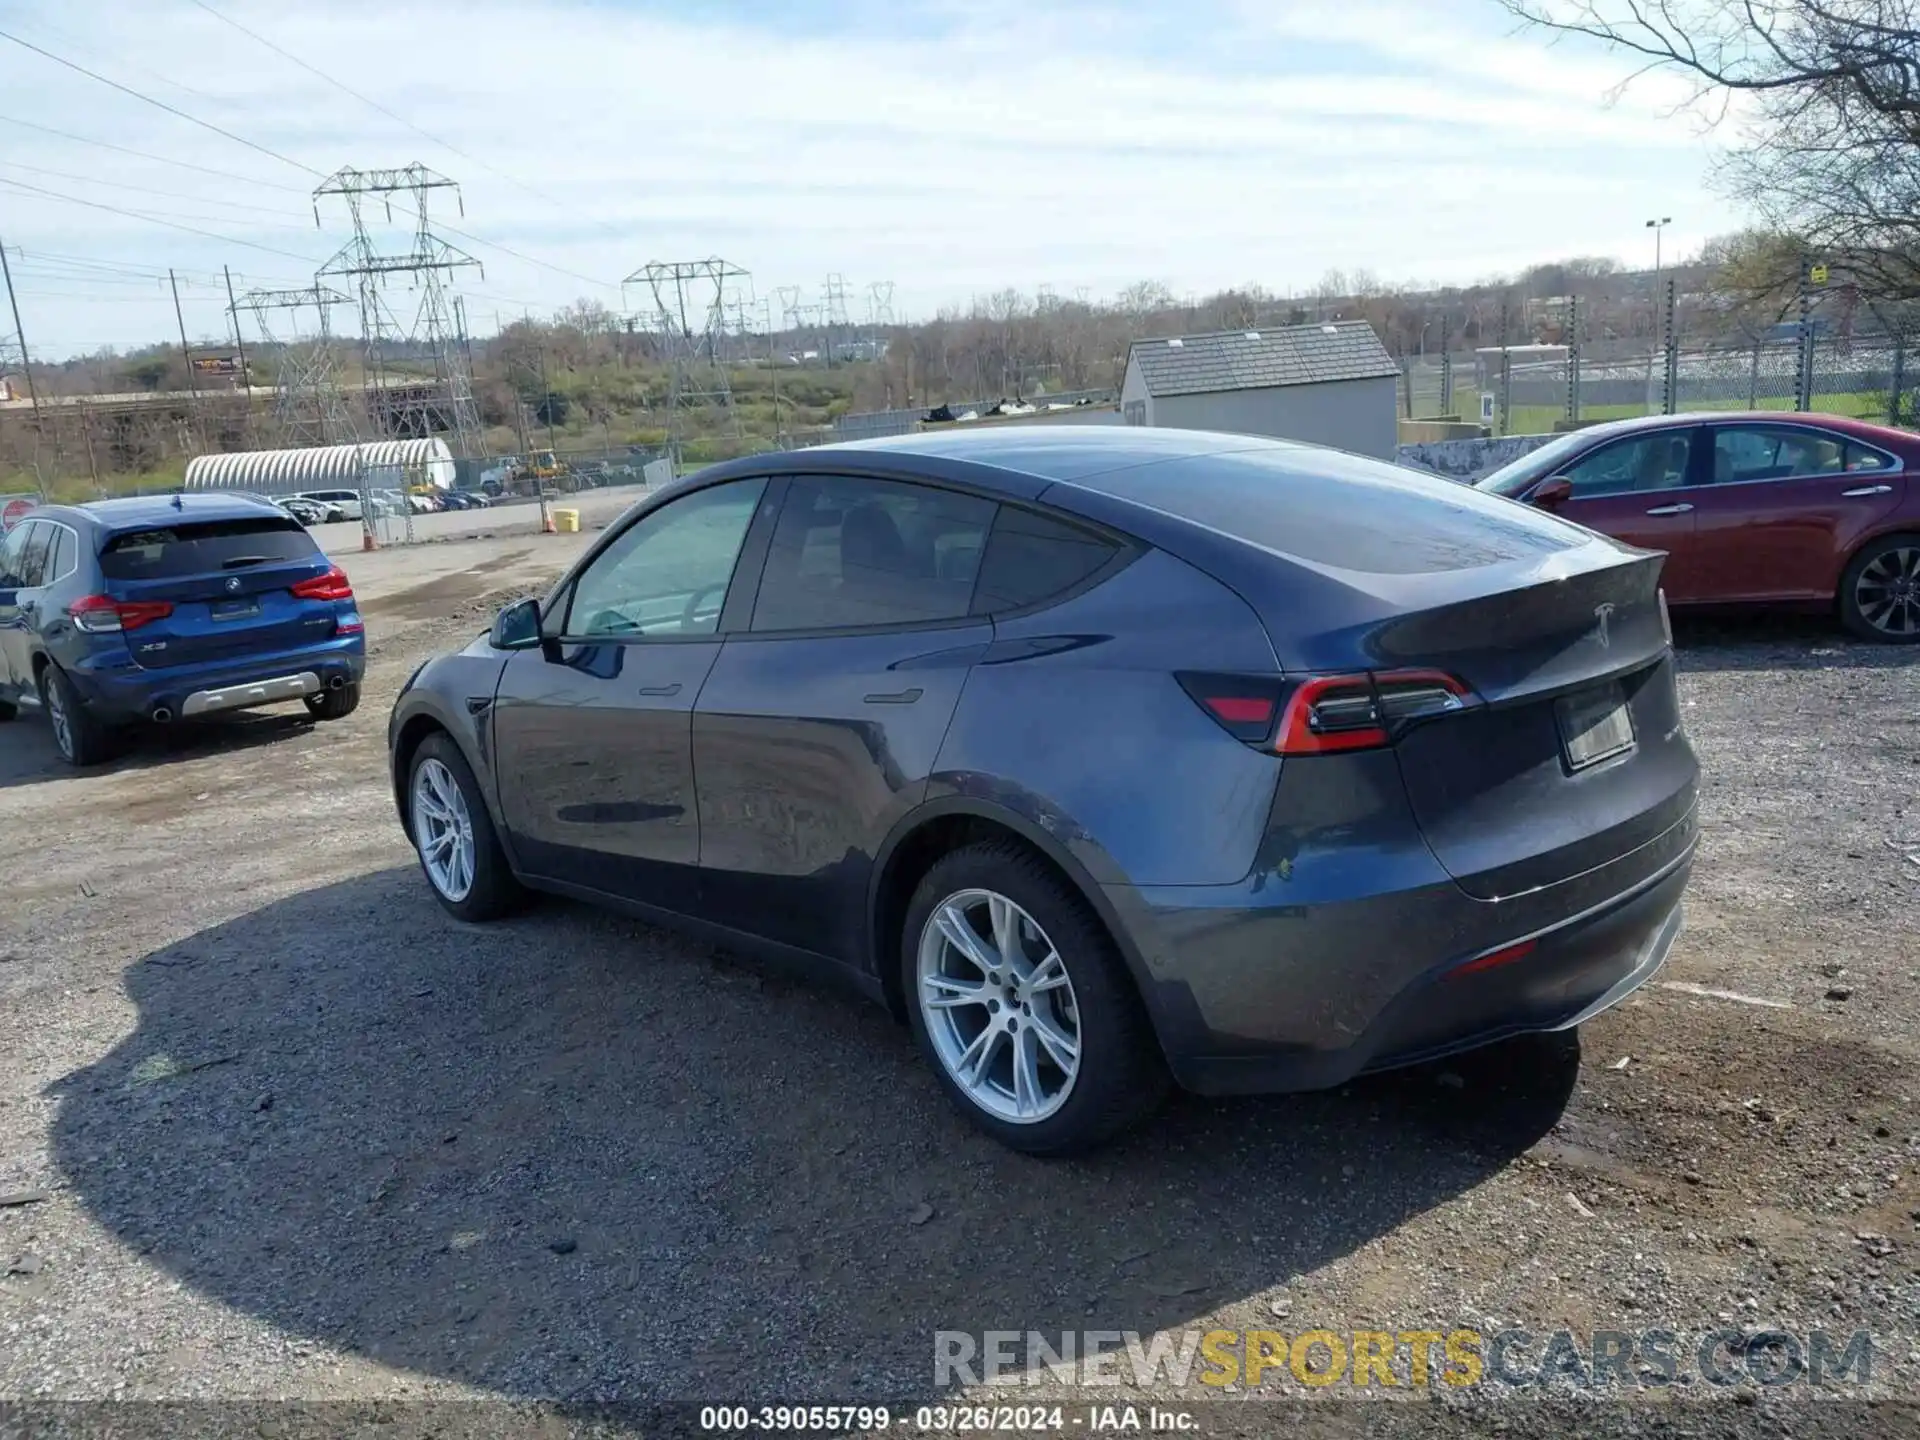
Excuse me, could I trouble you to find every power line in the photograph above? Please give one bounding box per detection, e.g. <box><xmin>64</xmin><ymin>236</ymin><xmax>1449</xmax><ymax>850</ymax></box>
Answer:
<box><xmin>0</xmin><ymin>113</ymin><xmax>308</xmax><ymax>193</ymax></box>
<box><xmin>0</xmin><ymin>159</ymin><xmax>304</xmax><ymax>219</ymax></box>
<box><xmin>0</xmin><ymin>177</ymin><xmax>324</xmax><ymax>263</ymax></box>
<box><xmin>187</xmin><ymin>0</ymin><xmax>632</xmax><ymax>248</ymax></box>
<box><xmin>0</xmin><ymin>25</ymin><xmax>324</xmax><ymax>180</ymax></box>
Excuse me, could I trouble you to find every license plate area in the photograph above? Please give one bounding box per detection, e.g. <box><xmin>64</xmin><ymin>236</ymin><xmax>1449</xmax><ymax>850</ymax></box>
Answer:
<box><xmin>210</xmin><ymin>597</ymin><xmax>260</xmax><ymax>622</ymax></box>
<box><xmin>1556</xmin><ymin>681</ymin><xmax>1635</xmax><ymax>771</ymax></box>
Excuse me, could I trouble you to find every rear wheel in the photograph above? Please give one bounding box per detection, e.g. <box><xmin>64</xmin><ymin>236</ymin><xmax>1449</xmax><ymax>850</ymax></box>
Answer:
<box><xmin>0</xmin><ymin>697</ymin><xmax>15</xmax><ymax>722</ymax></box>
<box><xmin>1840</xmin><ymin>534</ymin><xmax>1920</xmax><ymax>642</ymax></box>
<box><xmin>39</xmin><ymin>663</ymin><xmax>118</xmax><ymax>767</ymax></box>
<box><xmin>407</xmin><ymin>733</ymin><xmax>524</xmax><ymax>921</ymax></box>
<box><xmin>903</xmin><ymin>841</ymin><xmax>1168</xmax><ymax>1155</ymax></box>
<box><xmin>304</xmin><ymin>681</ymin><xmax>361</xmax><ymax>721</ymax></box>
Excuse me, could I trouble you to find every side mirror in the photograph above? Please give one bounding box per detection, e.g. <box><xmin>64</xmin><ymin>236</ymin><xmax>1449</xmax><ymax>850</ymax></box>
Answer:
<box><xmin>1531</xmin><ymin>475</ymin><xmax>1574</xmax><ymax>508</ymax></box>
<box><xmin>490</xmin><ymin>597</ymin><xmax>542</xmax><ymax>650</ymax></box>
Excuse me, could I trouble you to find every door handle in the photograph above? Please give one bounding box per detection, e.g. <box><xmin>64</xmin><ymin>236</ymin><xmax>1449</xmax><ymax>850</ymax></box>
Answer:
<box><xmin>1644</xmin><ymin>503</ymin><xmax>1693</xmax><ymax>516</ymax></box>
<box><xmin>863</xmin><ymin>688</ymin><xmax>923</xmax><ymax>705</ymax></box>
<box><xmin>1841</xmin><ymin>484</ymin><xmax>1893</xmax><ymax>497</ymax></box>
<box><xmin>636</xmin><ymin>682</ymin><xmax>682</xmax><ymax>697</ymax></box>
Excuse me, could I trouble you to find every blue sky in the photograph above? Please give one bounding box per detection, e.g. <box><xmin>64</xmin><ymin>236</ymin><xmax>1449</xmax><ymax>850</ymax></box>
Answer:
<box><xmin>0</xmin><ymin>0</ymin><xmax>1730</xmax><ymax>358</ymax></box>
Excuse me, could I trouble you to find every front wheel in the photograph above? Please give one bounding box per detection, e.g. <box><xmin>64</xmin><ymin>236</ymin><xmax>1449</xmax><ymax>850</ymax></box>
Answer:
<box><xmin>407</xmin><ymin>733</ymin><xmax>524</xmax><ymax>922</ymax></box>
<box><xmin>902</xmin><ymin>841</ymin><xmax>1168</xmax><ymax>1155</ymax></box>
<box><xmin>1840</xmin><ymin>534</ymin><xmax>1920</xmax><ymax>642</ymax></box>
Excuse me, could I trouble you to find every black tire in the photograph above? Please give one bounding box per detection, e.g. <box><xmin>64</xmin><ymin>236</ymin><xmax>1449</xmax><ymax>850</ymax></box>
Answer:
<box><xmin>304</xmin><ymin>681</ymin><xmax>361</xmax><ymax>721</ymax></box>
<box><xmin>405</xmin><ymin>732</ymin><xmax>525</xmax><ymax>922</ymax></box>
<box><xmin>0</xmin><ymin>697</ymin><xmax>15</xmax><ymax>722</ymax></box>
<box><xmin>1839</xmin><ymin>533</ymin><xmax>1920</xmax><ymax>643</ymax></box>
<box><xmin>902</xmin><ymin>840</ymin><xmax>1168</xmax><ymax>1155</ymax></box>
<box><xmin>39</xmin><ymin>663</ymin><xmax>119</xmax><ymax>767</ymax></box>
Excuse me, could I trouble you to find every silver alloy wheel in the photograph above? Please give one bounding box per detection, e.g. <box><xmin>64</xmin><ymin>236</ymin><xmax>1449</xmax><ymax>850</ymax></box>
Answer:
<box><xmin>411</xmin><ymin>757</ymin><xmax>476</xmax><ymax>902</ymax></box>
<box><xmin>916</xmin><ymin>888</ymin><xmax>1081</xmax><ymax>1124</ymax></box>
<box><xmin>1855</xmin><ymin>545</ymin><xmax>1920</xmax><ymax>636</ymax></box>
<box><xmin>43</xmin><ymin>673</ymin><xmax>72</xmax><ymax>761</ymax></box>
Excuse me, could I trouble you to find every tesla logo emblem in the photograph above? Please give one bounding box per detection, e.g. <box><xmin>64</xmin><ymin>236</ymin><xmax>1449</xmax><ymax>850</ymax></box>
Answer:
<box><xmin>225</xmin><ymin>576</ymin><xmax>242</xmax><ymax>593</ymax></box>
<box><xmin>1591</xmin><ymin>602</ymin><xmax>1616</xmax><ymax>649</ymax></box>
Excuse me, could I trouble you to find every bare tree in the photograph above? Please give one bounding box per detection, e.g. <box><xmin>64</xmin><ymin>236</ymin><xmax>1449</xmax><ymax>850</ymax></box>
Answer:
<box><xmin>1497</xmin><ymin>0</ymin><xmax>1920</xmax><ymax>297</ymax></box>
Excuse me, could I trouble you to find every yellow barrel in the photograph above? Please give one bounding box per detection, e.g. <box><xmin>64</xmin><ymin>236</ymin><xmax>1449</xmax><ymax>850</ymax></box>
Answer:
<box><xmin>553</xmin><ymin>508</ymin><xmax>580</xmax><ymax>533</ymax></box>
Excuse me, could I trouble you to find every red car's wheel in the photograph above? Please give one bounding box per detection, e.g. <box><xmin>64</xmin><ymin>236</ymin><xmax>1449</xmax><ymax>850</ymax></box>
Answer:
<box><xmin>1840</xmin><ymin>533</ymin><xmax>1920</xmax><ymax>643</ymax></box>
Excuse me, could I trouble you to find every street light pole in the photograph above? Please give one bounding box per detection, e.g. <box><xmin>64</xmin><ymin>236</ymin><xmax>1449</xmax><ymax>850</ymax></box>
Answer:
<box><xmin>1644</xmin><ymin>217</ymin><xmax>1672</xmax><ymax>410</ymax></box>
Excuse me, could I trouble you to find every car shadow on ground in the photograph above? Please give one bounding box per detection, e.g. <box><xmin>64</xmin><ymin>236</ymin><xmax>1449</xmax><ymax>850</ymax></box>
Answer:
<box><xmin>51</xmin><ymin>868</ymin><xmax>1578</xmax><ymax>1404</ymax></box>
<box><xmin>0</xmin><ymin>708</ymin><xmax>318</xmax><ymax>791</ymax></box>
<box><xmin>1670</xmin><ymin>612</ymin><xmax>1920</xmax><ymax>672</ymax></box>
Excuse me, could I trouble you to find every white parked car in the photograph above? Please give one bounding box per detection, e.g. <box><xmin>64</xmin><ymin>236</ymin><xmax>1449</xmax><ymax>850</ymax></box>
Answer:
<box><xmin>295</xmin><ymin>489</ymin><xmax>364</xmax><ymax>522</ymax></box>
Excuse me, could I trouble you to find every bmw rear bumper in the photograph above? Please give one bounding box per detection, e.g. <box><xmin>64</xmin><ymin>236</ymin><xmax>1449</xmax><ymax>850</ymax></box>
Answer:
<box><xmin>67</xmin><ymin>637</ymin><xmax>365</xmax><ymax>724</ymax></box>
<box><xmin>1108</xmin><ymin>802</ymin><xmax>1696</xmax><ymax>1097</ymax></box>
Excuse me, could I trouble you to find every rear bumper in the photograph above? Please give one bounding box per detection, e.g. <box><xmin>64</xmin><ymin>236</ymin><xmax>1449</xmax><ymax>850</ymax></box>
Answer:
<box><xmin>1107</xmin><ymin>798</ymin><xmax>1697</xmax><ymax>1097</ymax></box>
<box><xmin>66</xmin><ymin>637</ymin><xmax>365</xmax><ymax>723</ymax></box>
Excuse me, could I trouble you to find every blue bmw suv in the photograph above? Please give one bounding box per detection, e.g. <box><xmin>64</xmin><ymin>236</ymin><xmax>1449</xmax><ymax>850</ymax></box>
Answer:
<box><xmin>0</xmin><ymin>493</ymin><xmax>366</xmax><ymax>766</ymax></box>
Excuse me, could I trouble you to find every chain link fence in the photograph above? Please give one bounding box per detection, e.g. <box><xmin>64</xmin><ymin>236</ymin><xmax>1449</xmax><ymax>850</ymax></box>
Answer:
<box><xmin>1397</xmin><ymin>290</ymin><xmax>1920</xmax><ymax>440</ymax></box>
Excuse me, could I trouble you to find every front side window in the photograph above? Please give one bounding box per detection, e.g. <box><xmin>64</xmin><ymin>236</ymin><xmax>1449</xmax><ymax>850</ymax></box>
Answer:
<box><xmin>1563</xmin><ymin>431</ymin><xmax>1695</xmax><ymax>497</ymax></box>
<box><xmin>750</xmin><ymin>475</ymin><xmax>995</xmax><ymax>633</ymax></box>
<box><xmin>563</xmin><ymin>478</ymin><xmax>766</xmax><ymax>639</ymax></box>
<box><xmin>0</xmin><ymin>522</ymin><xmax>33</xmax><ymax>588</ymax></box>
<box><xmin>1710</xmin><ymin>425</ymin><xmax>1845</xmax><ymax>484</ymax></box>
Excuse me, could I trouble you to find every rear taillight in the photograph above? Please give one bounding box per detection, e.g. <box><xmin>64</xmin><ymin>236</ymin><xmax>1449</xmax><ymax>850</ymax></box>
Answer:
<box><xmin>68</xmin><ymin>594</ymin><xmax>173</xmax><ymax>633</ymax></box>
<box><xmin>1657</xmin><ymin>587</ymin><xmax>1672</xmax><ymax>646</ymax></box>
<box><xmin>291</xmin><ymin>565</ymin><xmax>354</xmax><ymax>602</ymax></box>
<box><xmin>1180</xmin><ymin>669</ymin><xmax>1472</xmax><ymax>754</ymax></box>
<box><xmin>1275</xmin><ymin>670</ymin><xmax>1470</xmax><ymax>754</ymax></box>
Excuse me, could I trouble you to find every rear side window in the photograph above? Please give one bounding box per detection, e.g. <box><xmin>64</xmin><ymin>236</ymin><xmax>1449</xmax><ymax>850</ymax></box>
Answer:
<box><xmin>48</xmin><ymin>525</ymin><xmax>76</xmax><ymax>582</ymax></box>
<box><xmin>751</xmin><ymin>475</ymin><xmax>994</xmax><ymax>632</ymax></box>
<box><xmin>98</xmin><ymin>518</ymin><xmax>318</xmax><ymax>581</ymax></box>
<box><xmin>970</xmin><ymin>506</ymin><xmax>1121</xmax><ymax>615</ymax></box>
<box><xmin>15</xmin><ymin>522</ymin><xmax>53</xmax><ymax>588</ymax></box>
<box><xmin>1846</xmin><ymin>442</ymin><xmax>1896</xmax><ymax>473</ymax></box>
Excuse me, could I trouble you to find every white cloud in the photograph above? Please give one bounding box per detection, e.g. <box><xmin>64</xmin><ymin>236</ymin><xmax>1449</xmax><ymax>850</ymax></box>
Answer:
<box><xmin>0</xmin><ymin>0</ymin><xmax>1733</xmax><ymax>356</ymax></box>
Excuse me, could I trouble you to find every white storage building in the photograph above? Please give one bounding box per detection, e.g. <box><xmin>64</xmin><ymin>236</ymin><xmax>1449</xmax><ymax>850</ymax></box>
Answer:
<box><xmin>1119</xmin><ymin>321</ymin><xmax>1401</xmax><ymax>459</ymax></box>
<box><xmin>183</xmin><ymin>439</ymin><xmax>455</xmax><ymax>496</ymax></box>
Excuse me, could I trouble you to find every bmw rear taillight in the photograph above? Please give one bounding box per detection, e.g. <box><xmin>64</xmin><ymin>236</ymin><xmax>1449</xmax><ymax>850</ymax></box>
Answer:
<box><xmin>68</xmin><ymin>594</ymin><xmax>173</xmax><ymax>633</ymax></box>
<box><xmin>1657</xmin><ymin>587</ymin><xmax>1672</xmax><ymax>646</ymax></box>
<box><xmin>290</xmin><ymin>565</ymin><xmax>354</xmax><ymax>602</ymax></box>
<box><xmin>1180</xmin><ymin>669</ymin><xmax>1472</xmax><ymax>754</ymax></box>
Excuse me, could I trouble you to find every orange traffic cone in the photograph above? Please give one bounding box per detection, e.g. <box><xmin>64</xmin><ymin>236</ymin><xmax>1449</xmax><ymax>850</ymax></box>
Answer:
<box><xmin>362</xmin><ymin>526</ymin><xmax>378</xmax><ymax>552</ymax></box>
<box><xmin>540</xmin><ymin>498</ymin><xmax>556</xmax><ymax>535</ymax></box>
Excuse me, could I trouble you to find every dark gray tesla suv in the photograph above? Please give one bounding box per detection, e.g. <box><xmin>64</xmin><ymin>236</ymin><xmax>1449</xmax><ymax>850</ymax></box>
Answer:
<box><xmin>388</xmin><ymin>427</ymin><xmax>1699</xmax><ymax>1154</ymax></box>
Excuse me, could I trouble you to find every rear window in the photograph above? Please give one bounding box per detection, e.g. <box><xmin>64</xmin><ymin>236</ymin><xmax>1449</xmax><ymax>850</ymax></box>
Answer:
<box><xmin>99</xmin><ymin>517</ymin><xmax>318</xmax><ymax>581</ymax></box>
<box><xmin>1097</xmin><ymin>448</ymin><xmax>1588</xmax><ymax>575</ymax></box>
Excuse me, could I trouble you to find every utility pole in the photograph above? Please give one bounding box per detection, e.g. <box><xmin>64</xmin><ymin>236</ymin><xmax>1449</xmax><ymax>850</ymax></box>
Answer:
<box><xmin>0</xmin><ymin>236</ymin><xmax>41</xmax><ymax>423</ymax></box>
<box><xmin>171</xmin><ymin>268</ymin><xmax>205</xmax><ymax>453</ymax></box>
<box><xmin>538</xmin><ymin>347</ymin><xmax>558</xmax><ymax>454</ymax></box>
<box><xmin>223</xmin><ymin>265</ymin><xmax>254</xmax><ymax>448</ymax></box>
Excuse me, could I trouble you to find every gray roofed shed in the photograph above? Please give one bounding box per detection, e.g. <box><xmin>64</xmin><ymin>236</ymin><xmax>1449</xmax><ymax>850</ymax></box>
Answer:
<box><xmin>1119</xmin><ymin>321</ymin><xmax>1401</xmax><ymax>459</ymax></box>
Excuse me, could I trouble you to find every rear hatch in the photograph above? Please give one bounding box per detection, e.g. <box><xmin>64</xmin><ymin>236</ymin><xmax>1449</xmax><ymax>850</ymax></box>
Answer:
<box><xmin>1055</xmin><ymin>445</ymin><xmax>1699</xmax><ymax>901</ymax></box>
<box><xmin>96</xmin><ymin>516</ymin><xmax>349</xmax><ymax>669</ymax></box>
<box><xmin>1370</xmin><ymin>553</ymin><xmax>1696</xmax><ymax>898</ymax></box>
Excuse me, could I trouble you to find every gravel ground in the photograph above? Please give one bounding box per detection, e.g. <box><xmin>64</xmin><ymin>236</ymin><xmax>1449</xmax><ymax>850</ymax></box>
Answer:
<box><xmin>0</xmin><ymin>548</ymin><xmax>1916</xmax><ymax>1438</ymax></box>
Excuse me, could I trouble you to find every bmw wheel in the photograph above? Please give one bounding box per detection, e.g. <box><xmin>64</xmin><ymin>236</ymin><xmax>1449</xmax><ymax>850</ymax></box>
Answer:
<box><xmin>407</xmin><ymin>733</ymin><xmax>524</xmax><ymax>921</ymax></box>
<box><xmin>39</xmin><ymin>664</ymin><xmax>118</xmax><ymax>767</ymax></box>
<box><xmin>1841</xmin><ymin>533</ymin><xmax>1920</xmax><ymax>642</ymax></box>
<box><xmin>903</xmin><ymin>841</ymin><xmax>1167</xmax><ymax>1155</ymax></box>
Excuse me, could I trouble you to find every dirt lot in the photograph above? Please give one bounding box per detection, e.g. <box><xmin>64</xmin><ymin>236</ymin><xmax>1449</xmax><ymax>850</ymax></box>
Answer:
<box><xmin>0</xmin><ymin>526</ymin><xmax>1916</xmax><ymax>1433</ymax></box>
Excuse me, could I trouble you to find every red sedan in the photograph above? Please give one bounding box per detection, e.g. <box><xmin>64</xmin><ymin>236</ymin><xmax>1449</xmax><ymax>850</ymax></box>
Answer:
<box><xmin>1475</xmin><ymin>412</ymin><xmax>1919</xmax><ymax>641</ymax></box>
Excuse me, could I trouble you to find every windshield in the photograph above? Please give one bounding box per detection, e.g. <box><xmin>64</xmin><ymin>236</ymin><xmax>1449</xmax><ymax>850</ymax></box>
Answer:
<box><xmin>1474</xmin><ymin>431</ymin><xmax>1597</xmax><ymax>497</ymax></box>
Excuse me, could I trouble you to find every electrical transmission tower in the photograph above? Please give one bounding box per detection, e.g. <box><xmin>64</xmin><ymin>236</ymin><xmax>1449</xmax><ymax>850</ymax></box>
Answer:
<box><xmin>624</xmin><ymin>257</ymin><xmax>746</xmax><ymax>461</ymax></box>
<box><xmin>821</xmin><ymin>273</ymin><xmax>852</xmax><ymax>362</ymax></box>
<box><xmin>775</xmin><ymin>286</ymin><xmax>803</xmax><ymax>333</ymax></box>
<box><xmin>314</xmin><ymin>164</ymin><xmax>484</xmax><ymax>457</ymax></box>
<box><xmin>867</xmin><ymin>281</ymin><xmax>896</xmax><ymax>328</ymax></box>
<box><xmin>233</xmin><ymin>284</ymin><xmax>358</xmax><ymax>447</ymax></box>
